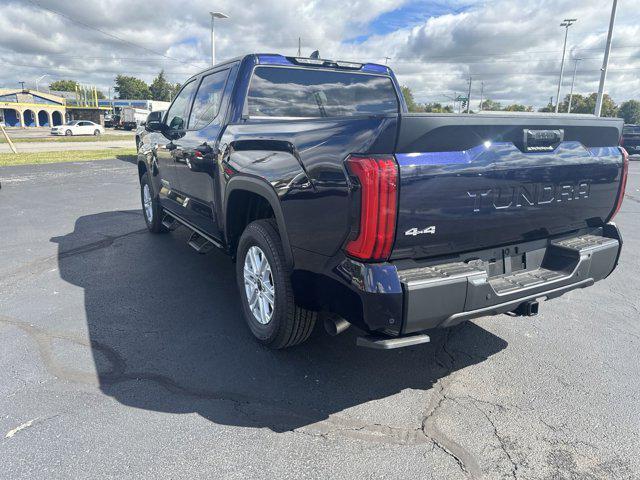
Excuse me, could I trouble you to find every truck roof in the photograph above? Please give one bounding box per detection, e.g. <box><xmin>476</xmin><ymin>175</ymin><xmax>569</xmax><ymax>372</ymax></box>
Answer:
<box><xmin>186</xmin><ymin>53</ymin><xmax>391</xmax><ymax>83</ymax></box>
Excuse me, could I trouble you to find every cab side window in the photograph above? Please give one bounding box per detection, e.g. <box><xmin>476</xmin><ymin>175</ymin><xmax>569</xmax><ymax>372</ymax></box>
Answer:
<box><xmin>188</xmin><ymin>70</ymin><xmax>229</xmax><ymax>130</ymax></box>
<box><xmin>165</xmin><ymin>80</ymin><xmax>197</xmax><ymax>131</ymax></box>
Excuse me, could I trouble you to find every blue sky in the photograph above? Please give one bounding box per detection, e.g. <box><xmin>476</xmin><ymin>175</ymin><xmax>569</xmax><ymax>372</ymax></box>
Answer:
<box><xmin>346</xmin><ymin>0</ymin><xmax>474</xmax><ymax>44</ymax></box>
<box><xmin>2</xmin><ymin>0</ymin><xmax>640</xmax><ymax>108</ymax></box>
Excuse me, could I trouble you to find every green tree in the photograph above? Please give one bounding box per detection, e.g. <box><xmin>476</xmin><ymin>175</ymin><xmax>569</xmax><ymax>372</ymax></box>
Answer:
<box><xmin>423</xmin><ymin>102</ymin><xmax>453</xmax><ymax>113</ymax></box>
<box><xmin>114</xmin><ymin>75</ymin><xmax>151</xmax><ymax>100</ymax></box>
<box><xmin>504</xmin><ymin>104</ymin><xmax>533</xmax><ymax>112</ymax></box>
<box><xmin>172</xmin><ymin>83</ymin><xmax>182</xmax><ymax>99</ymax></box>
<box><xmin>49</xmin><ymin>79</ymin><xmax>79</xmax><ymax>92</ymax></box>
<box><xmin>558</xmin><ymin>93</ymin><xmax>618</xmax><ymax>117</ymax></box>
<box><xmin>618</xmin><ymin>100</ymin><xmax>640</xmax><ymax>124</ymax></box>
<box><xmin>401</xmin><ymin>85</ymin><xmax>422</xmax><ymax>112</ymax></box>
<box><xmin>538</xmin><ymin>99</ymin><xmax>555</xmax><ymax>112</ymax></box>
<box><xmin>480</xmin><ymin>99</ymin><xmax>502</xmax><ymax>111</ymax></box>
<box><xmin>149</xmin><ymin>70</ymin><xmax>174</xmax><ymax>101</ymax></box>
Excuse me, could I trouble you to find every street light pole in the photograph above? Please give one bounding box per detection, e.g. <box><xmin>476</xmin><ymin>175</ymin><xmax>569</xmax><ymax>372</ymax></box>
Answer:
<box><xmin>567</xmin><ymin>58</ymin><xmax>582</xmax><ymax>114</ymax></box>
<box><xmin>209</xmin><ymin>11</ymin><xmax>229</xmax><ymax>66</ymax></box>
<box><xmin>555</xmin><ymin>18</ymin><xmax>577</xmax><ymax>113</ymax></box>
<box><xmin>35</xmin><ymin>74</ymin><xmax>49</xmax><ymax>92</ymax></box>
<box><xmin>595</xmin><ymin>0</ymin><xmax>618</xmax><ymax>117</ymax></box>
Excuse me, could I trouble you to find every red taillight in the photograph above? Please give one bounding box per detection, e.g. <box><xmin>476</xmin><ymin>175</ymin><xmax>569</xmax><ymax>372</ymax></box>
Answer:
<box><xmin>611</xmin><ymin>147</ymin><xmax>629</xmax><ymax>220</ymax></box>
<box><xmin>345</xmin><ymin>155</ymin><xmax>398</xmax><ymax>261</ymax></box>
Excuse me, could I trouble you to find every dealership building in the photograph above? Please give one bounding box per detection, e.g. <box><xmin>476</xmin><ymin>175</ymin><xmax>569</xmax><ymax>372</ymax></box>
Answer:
<box><xmin>0</xmin><ymin>89</ymin><xmax>66</xmax><ymax>127</ymax></box>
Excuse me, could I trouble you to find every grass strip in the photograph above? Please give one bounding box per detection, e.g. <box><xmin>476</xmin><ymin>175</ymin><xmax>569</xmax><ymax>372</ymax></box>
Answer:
<box><xmin>0</xmin><ymin>148</ymin><xmax>137</xmax><ymax>167</ymax></box>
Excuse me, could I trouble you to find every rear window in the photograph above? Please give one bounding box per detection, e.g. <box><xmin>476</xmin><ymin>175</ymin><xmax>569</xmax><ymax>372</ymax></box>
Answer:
<box><xmin>246</xmin><ymin>66</ymin><xmax>399</xmax><ymax>118</ymax></box>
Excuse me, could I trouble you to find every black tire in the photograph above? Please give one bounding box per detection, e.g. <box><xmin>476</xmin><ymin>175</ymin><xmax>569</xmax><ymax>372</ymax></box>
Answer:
<box><xmin>94</xmin><ymin>129</ymin><xmax>101</xmax><ymax>136</ymax></box>
<box><xmin>236</xmin><ymin>219</ymin><xmax>316</xmax><ymax>349</ymax></box>
<box><xmin>65</xmin><ymin>129</ymin><xmax>72</xmax><ymax>136</ymax></box>
<box><xmin>140</xmin><ymin>172</ymin><xmax>167</xmax><ymax>233</ymax></box>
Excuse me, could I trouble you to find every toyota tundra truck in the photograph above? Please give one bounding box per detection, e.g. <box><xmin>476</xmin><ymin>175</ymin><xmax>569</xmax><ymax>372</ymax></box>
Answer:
<box><xmin>137</xmin><ymin>53</ymin><xmax>628</xmax><ymax>350</ymax></box>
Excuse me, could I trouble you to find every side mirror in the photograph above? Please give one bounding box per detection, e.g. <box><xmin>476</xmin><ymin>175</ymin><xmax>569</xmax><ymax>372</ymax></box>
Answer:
<box><xmin>146</xmin><ymin>120</ymin><xmax>163</xmax><ymax>132</ymax></box>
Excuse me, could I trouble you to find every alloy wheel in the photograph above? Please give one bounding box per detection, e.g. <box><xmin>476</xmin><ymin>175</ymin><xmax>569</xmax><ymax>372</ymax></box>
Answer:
<box><xmin>142</xmin><ymin>184</ymin><xmax>153</xmax><ymax>222</ymax></box>
<box><xmin>243</xmin><ymin>246</ymin><xmax>275</xmax><ymax>325</ymax></box>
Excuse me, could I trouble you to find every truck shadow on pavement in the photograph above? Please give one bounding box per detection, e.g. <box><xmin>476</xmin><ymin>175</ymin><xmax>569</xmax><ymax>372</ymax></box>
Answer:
<box><xmin>52</xmin><ymin>210</ymin><xmax>508</xmax><ymax>434</ymax></box>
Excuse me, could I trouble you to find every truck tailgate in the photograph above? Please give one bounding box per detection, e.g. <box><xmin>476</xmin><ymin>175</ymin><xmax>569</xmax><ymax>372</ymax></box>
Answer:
<box><xmin>392</xmin><ymin>114</ymin><xmax>624</xmax><ymax>260</ymax></box>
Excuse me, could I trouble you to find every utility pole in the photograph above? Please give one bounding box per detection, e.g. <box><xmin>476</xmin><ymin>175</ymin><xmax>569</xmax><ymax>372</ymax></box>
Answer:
<box><xmin>209</xmin><ymin>12</ymin><xmax>229</xmax><ymax>66</ymax></box>
<box><xmin>567</xmin><ymin>57</ymin><xmax>582</xmax><ymax>113</ymax></box>
<box><xmin>297</xmin><ymin>37</ymin><xmax>301</xmax><ymax>56</ymax></box>
<box><xmin>555</xmin><ymin>18</ymin><xmax>577</xmax><ymax>113</ymax></box>
<box><xmin>384</xmin><ymin>56</ymin><xmax>391</xmax><ymax>65</ymax></box>
<box><xmin>466</xmin><ymin>76</ymin><xmax>472</xmax><ymax>113</ymax></box>
<box><xmin>19</xmin><ymin>81</ymin><xmax>25</xmax><ymax>91</ymax></box>
<box><xmin>595</xmin><ymin>0</ymin><xmax>618</xmax><ymax>117</ymax></box>
<box><xmin>479</xmin><ymin>81</ymin><xmax>484</xmax><ymax>111</ymax></box>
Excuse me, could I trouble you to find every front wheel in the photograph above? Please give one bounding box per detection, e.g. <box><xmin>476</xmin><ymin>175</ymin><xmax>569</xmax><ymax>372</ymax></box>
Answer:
<box><xmin>140</xmin><ymin>172</ymin><xmax>167</xmax><ymax>233</ymax></box>
<box><xmin>65</xmin><ymin>129</ymin><xmax>72</xmax><ymax>136</ymax></box>
<box><xmin>236</xmin><ymin>220</ymin><xmax>316</xmax><ymax>349</ymax></box>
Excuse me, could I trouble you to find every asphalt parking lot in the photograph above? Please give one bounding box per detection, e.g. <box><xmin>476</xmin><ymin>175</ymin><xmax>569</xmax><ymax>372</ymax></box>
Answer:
<box><xmin>1</xmin><ymin>159</ymin><xmax>639</xmax><ymax>479</ymax></box>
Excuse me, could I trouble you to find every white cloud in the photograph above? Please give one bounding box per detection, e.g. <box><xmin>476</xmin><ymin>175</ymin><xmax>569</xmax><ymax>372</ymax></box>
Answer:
<box><xmin>1</xmin><ymin>0</ymin><xmax>639</xmax><ymax>109</ymax></box>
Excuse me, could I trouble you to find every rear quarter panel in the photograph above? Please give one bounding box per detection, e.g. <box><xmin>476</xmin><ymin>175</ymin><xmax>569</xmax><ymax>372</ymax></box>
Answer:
<box><xmin>221</xmin><ymin>115</ymin><xmax>398</xmax><ymax>257</ymax></box>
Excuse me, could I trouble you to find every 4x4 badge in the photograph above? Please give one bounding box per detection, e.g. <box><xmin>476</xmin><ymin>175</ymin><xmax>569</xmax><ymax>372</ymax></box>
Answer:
<box><xmin>405</xmin><ymin>226</ymin><xmax>436</xmax><ymax>236</ymax></box>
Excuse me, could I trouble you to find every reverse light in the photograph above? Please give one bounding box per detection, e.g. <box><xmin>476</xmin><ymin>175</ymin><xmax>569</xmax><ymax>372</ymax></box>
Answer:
<box><xmin>611</xmin><ymin>147</ymin><xmax>629</xmax><ymax>220</ymax></box>
<box><xmin>345</xmin><ymin>156</ymin><xmax>398</xmax><ymax>261</ymax></box>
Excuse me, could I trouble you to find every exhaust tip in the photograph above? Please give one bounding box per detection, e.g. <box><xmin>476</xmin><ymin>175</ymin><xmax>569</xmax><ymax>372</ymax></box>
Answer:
<box><xmin>323</xmin><ymin>314</ymin><xmax>350</xmax><ymax>336</ymax></box>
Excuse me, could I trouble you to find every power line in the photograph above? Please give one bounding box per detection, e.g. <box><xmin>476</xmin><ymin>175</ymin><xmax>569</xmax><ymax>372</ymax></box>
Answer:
<box><xmin>371</xmin><ymin>43</ymin><xmax>640</xmax><ymax>62</ymax></box>
<box><xmin>0</xmin><ymin>60</ymin><xmax>195</xmax><ymax>77</ymax></box>
<box><xmin>6</xmin><ymin>58</ymin><xmax>640</xmax><ymax>79</ymax></box>
<box><xmin>26</xmin><ymin>0</ymin><xmax>202</xmax><ymax>69</ymax></box>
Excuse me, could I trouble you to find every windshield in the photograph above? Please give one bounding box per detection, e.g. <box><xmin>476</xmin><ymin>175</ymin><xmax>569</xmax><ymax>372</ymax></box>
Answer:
<box><xmin>246</xmin><ymin>66</ymin><xmax>399</xmax><ymax>118</ymax></box>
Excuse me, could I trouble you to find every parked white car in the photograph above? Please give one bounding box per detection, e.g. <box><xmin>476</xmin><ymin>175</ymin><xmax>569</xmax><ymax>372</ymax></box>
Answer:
<box><xmin>51</xmin><ymin>120</ymin><xmax>105</xmax><ymax>136</ymax></box>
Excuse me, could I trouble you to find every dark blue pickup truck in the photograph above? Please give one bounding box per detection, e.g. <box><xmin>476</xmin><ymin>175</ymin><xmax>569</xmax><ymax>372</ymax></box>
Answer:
<box><xmin>137</xmin><ymin>53</ymin><xmax>628</xmax><ymax>349</ymax></box>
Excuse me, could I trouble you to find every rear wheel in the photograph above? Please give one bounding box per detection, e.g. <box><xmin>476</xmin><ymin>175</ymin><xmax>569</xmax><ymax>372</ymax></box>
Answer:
<box><xmin>236</xmin><ymin>219</ymin><xmax>316</xmax><ymax>349</ymax></box>
<box><xmin>94</xmin><ymin>129</ymin><xmax>101</xmax><ymax>136</ymax></box>
<box><xmin>140</xmin><ymin>172</ymin><xmax>167</xmax><ymax>233</ymax></box>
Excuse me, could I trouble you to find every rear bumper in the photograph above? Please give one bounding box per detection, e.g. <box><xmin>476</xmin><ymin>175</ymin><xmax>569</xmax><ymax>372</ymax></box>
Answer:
<box><xmin>333</xmin><ymin>224</ymin><xmax>622</xmax><ymax>336</ymax></box>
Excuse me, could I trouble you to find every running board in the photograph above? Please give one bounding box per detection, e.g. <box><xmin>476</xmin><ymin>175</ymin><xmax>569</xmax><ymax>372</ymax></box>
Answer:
<box><xmin>188</xmin><ymin>231</ymin><xmax>214</xmax><ymax>254</ymax></box>
<box><xmin>161</xmin><ymin>215</ymin><xmax>179</xmax><ymax>231</ymax></box>
<box><xmin>357</xmin><ymin>333</ymin><xmax>431</xmax><ymax>350</ymax></box>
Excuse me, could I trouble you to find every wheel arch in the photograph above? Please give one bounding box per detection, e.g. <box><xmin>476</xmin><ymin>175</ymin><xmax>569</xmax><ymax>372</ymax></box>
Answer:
<box><xmin>224</xmin><ymin>176</ymin><xmax>294</xmax><ymax>268</ymax></box>
<box><xmin>137</xmin><ymin>159</ymin><xmax>148</xmax><ymax>182</ymax></box>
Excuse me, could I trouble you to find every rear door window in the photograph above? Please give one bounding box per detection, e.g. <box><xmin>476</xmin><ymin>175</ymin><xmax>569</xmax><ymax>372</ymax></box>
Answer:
<box><xmin>188</xmin><ymin>69</ymin><xmax>229</xmax><ymax>129</ymax></box>
<box><xmin>246</xmin><ymin>66</ymin><xmax>399</xmax><ymax>118</ymax></box>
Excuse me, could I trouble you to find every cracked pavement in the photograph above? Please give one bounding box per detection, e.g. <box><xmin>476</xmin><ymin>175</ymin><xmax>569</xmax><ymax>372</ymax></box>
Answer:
<box><xmin>0</xmin><ymin>159</ymin><xmax>639</xmax><ymax>479</ymax></box>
